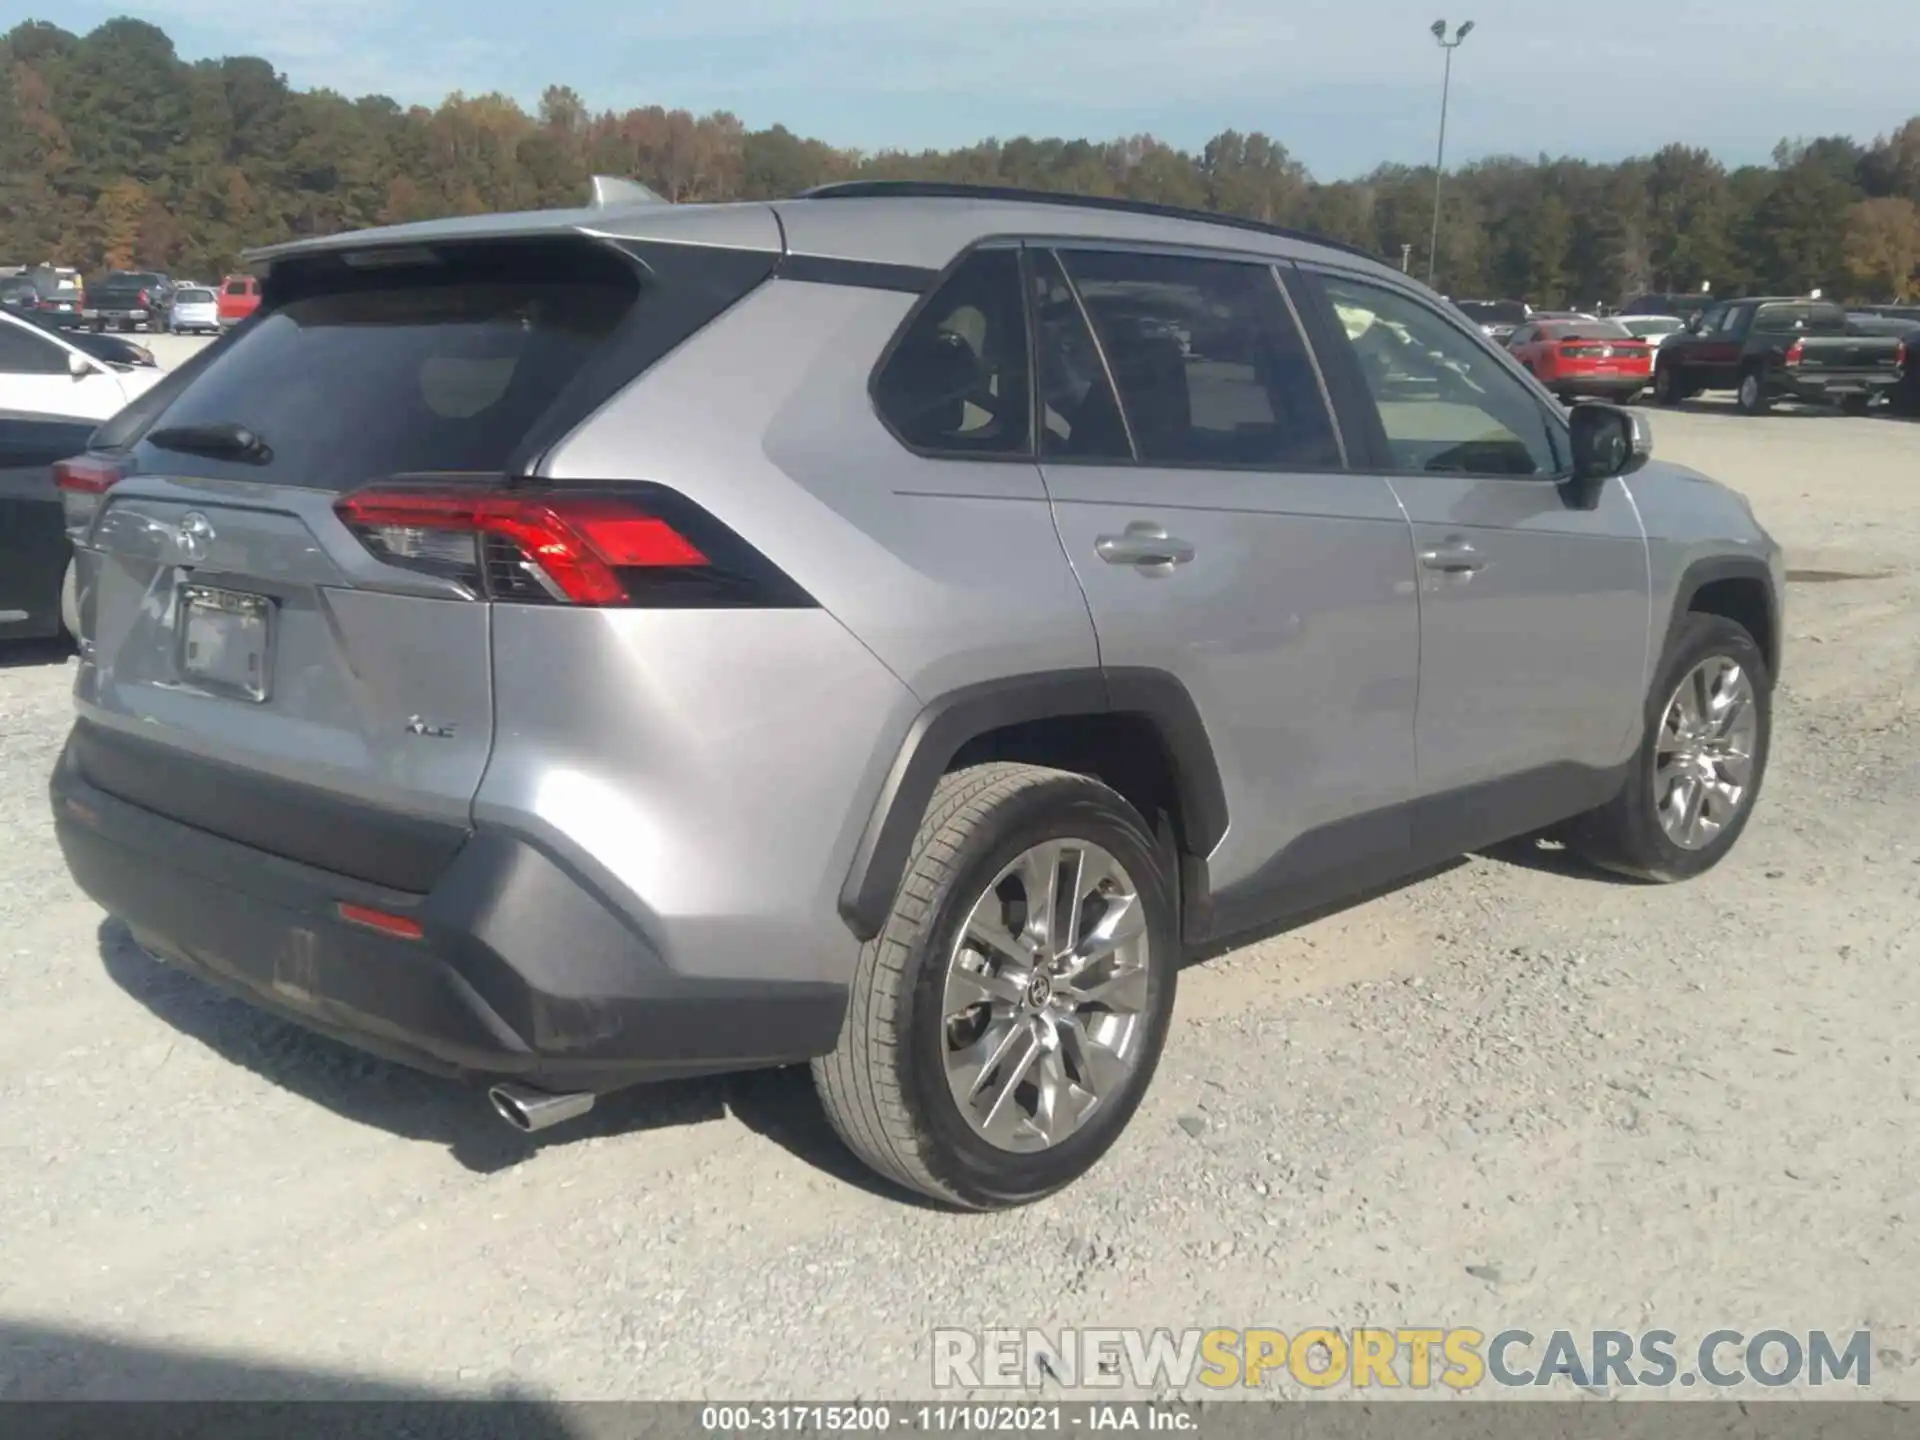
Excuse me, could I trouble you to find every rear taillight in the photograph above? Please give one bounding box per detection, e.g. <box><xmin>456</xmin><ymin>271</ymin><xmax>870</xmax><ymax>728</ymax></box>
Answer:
<box><xmin>333</xmin><ymin>481</ymin><xmax>813</xmax><ymax>610</ymax></box>
<box><xmin>1897</xmin><ymin>340</ymin><xmax>1907</xmax><ymax>368</ymax></box>
<box><xmin>1784</xmin><ymin>339</ymin><xmax>1805</xmax><ymax>367</ymax></box>
<box><xmin>54</xmin><ymin>454</ymin><xmax>125</xmax><ymax>536</ymax></box>
<box><xmin>137</xmin><ymin>289</ymin><xmax>150</xmax><ymax>307</ymax></box>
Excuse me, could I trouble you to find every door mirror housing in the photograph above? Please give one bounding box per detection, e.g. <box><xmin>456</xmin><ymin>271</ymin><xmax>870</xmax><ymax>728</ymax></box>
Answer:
<box><xmin>1566</xmin><ymin>402</ymin><xmax>1652</xmax><ymax>504</ymax></box>
<box><xmin>68</xmin><ymin>350</ymin><xmax>95</xmax><ymax>380</ymax></box>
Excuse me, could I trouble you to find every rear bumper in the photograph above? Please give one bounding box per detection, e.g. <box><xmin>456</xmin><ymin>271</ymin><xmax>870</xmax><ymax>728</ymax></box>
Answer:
<box><xmin>1773</xmin><ymin>370</ymin><xmax>1903</xmax><ymax>402</ymax></box>
<box><xmin>51</xmin><ymin>737</ymin><xmax>847</xmax><ymax>1091</ymax></box>
<box><xmin>1551</xmin><ymin>374</ymin><xmax>1650</xmax><ymax>397</ymax></box>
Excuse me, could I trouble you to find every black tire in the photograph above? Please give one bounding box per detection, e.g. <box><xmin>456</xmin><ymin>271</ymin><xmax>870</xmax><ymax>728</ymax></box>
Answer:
<box><xmin>1653</xmin><ymin>364</ymin><xmax>1685</xmax><ymax>406</ymax></box>
<box><xmin>1840</xmin><ymin>394</ymin><xmax>1871</xmax><ymax>416</ymax></box>
<box><xmin>1735</xmin><ymin>369</ymin><xmax>1771</xmax><ymax>415</ymax></box>
<box><xmin>813</xmin><ymin>762</ymin><xmax>1179</xmax><ymax>1210</ymax></box>
<box><xmin>1566</xmin><ymin>612</ymin><xmax>1772</xmax><ymax>883</ymax></box>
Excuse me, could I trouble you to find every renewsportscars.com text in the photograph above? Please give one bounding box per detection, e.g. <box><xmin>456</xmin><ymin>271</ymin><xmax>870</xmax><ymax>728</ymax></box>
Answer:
<box><xmin>932</xmin><ymin>1327</ymin><xmax>1875</xmax><ymax>1391</ymax></box>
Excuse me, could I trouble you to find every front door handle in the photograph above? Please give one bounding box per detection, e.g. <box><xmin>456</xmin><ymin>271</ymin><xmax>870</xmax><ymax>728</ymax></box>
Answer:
<box><xmin>1096</xmin><ymin>522</ymin><xmax>1195</xmax><ymax>569</ymax></box>
<box><xmin>1420</xmin><ymin>540</ymin><xmax>1484</xmax><ymax>574</ymax></box>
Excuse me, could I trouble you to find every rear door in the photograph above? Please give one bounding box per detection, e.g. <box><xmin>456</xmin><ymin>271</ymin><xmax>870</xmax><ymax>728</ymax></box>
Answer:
<box><xmin>1033</xmin><ymin>245</ymin><xmax>1421</xmax><ymax>932</ymax></box>
<box><xmin>73</xmin><ymin>236</ymin><xmax>667</xmax><ymax>861</ymax></box>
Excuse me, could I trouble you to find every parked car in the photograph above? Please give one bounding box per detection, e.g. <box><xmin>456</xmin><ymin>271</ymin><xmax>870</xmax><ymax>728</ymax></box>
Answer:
<box><xmin>0</xmin><ymin>408</ymin><xmax>95</xmax><ymax>639</ymax></box>
<box><xmin>1653</xmin><ymin>297</ymin><xmax>1907</xmax><ymax>413</ymax></box>
<box><xmin>167</xmin><ymin>285</ymin><xmax>220</xmax><ymax>335</ymax></box>
<box><xmin>215</xmin><ymin>273</ymin><xmax>261</xmax><ymax>328</ymax></box>
<box><xmin>0</xmin><ymin>275</ymin><xmax>41</xmax><ymax>316</ymax></box>
<box><xmin>83</xmin><ymin>270</ymin><xmax>173</xmax><ymax>332</ymax></box>
<box><xmin>20</xmin><ymin>268</ymin><xmax>85</xmax><ymax>329</ymax></box>
<box><xmin>1507</xmin><ymin>317</ymin><xmax>1655</xmax><ymax>402</ymax></box>
<box><xmin>1451</xmin><ymin>298</ymin><xmax>1531</xmax><ymax>344</ymax></box>
<box><xmin>0</xmin><ymin>308</ymin><xmax>165</xmax><ymax>421</ymax></box>
<box><xmin>49</xmin><ymin>179</ymin><xmax>1784</xmax><ymax>1210</ymax></box>
<box><xmin>1850</xmin><ymin>312</ymin><xmax>1920</xmax><ymax>416</ymax></box>
<box><xmin>1615</xmin><ymin>314</ymin><xmax>1689</xmax><ymax>354</ymax></box>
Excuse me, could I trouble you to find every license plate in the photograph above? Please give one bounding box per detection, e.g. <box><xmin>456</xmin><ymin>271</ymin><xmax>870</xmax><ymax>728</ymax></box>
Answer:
<box><xmin>178</xmin><ymin>585</ymin><xmax>274</xmax><ymax>702</ymax></box>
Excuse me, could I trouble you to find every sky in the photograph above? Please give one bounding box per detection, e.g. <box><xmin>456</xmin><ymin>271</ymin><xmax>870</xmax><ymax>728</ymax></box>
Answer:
<box><xmin>26</xmin><ymin>0</ymin><xmax>1920</xmax><ymax>180</ymax></box>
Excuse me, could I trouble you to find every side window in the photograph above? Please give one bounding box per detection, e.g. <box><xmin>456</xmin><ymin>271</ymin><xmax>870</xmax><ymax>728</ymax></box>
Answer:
<box><xmin>0</xmin><ymin>324</ymin><xmax>71</xmax><ymax>376</ymax></box>
<box><xmin>1510</xmin><ymin>325</ymin><xmax>1534</xmax><ymax>348</ymax></box>
<box><xmin>1056</xmin><ymin>248</ymin><xmax>1343</xmax><ymax>470</ymax></box>
<box><xmin>1028</xmin><ymin>250</ymin><xmax>1131</xmax><ymax>461</ymax></box>
<box><xmin>1696</xmin><ymin>305</ymin><xmax>1727</xmax><ymax>335</ymax></box>
<box><xmin>1723</xmin><ymin>305</ymin><xmax>1756</xmax><ymax>338</ymax></box>
<box><xmin>873</xmin><ymin>248</ymin><xmax>1031</xmax><ymax>457</ymax></box>
<box><xmin>1314</xmin><ymin>273</ymin><xmax>1559</xmax><ymax>478</ymax></box>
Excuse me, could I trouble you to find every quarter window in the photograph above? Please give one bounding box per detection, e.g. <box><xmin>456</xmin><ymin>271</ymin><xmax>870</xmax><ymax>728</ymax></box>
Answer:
<box><xmin>873</xmin><ymin>248</ymin><xmax>1030</xmax><ymax>456</ymax></box>
<box><xmin>1314</xmin><ymin>274</ymin><xmax>1559</xmax><ymax>477</ymax></box>
<box><xmin>1056</xmin><ymin>248</ymin><xmax>1342</xmax><ymax>470</ymax></box>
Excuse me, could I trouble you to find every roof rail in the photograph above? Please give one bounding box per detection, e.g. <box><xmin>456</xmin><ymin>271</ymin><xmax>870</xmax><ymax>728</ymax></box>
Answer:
<box><xmin>797</xmin><ymin>180</ymin><xmax>1379</xmax><ymax>263</ymax></box>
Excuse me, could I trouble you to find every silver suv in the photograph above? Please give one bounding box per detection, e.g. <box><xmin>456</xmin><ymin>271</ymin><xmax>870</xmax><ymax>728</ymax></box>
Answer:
<box><xmin>51</xmin><ymin>181</ymin><xmax>1784</xmax><ymax>1209</ymax></box>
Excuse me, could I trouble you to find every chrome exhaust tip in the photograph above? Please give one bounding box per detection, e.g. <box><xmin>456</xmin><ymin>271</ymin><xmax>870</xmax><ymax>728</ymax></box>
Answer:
<box><xmin>487</xmin><ymin>1082</ymin><xmax>595</xmax><ymax>1134</ymax></box>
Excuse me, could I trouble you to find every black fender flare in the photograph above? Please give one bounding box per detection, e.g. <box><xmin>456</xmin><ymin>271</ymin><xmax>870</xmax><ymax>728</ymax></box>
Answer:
<box><xmin>838</xmin><ymin>667</ymin><xmax>1229</xmax><ymax>942</ymax></box>
<box><xmin>1664</xmin><ymin>554</ymin><xmax>1781</xmax><ymax>684</ymax></box>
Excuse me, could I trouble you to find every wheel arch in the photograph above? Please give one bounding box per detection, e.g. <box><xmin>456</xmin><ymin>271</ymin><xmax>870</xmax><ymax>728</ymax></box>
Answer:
<box><xmin>837</xmin><ymin>668</ymin><xmax>1229</xmax><ymax>942</ymax></box>
<box><xmin>1668</xmin><ymin>556</ymin><xmax>1780</xmax><ymax>685</ymax></box>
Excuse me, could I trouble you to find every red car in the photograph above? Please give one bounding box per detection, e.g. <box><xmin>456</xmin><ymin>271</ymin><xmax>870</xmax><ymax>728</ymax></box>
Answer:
<box><xmin>1506</xmin><ymin>318</ymin><xmax>1653</xmax><ymax>402</ymax></box>
<box><xmin>216</xmin><ymin>273</ymin><xmax>261</xmax><ymax>328</ymax></box>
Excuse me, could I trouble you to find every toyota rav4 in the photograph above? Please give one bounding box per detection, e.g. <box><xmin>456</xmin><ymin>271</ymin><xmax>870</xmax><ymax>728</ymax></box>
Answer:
<box><xmin>50</xmin><ymin>180</ymin><xmax>1784</xmax><ymax>1209</ymax></box>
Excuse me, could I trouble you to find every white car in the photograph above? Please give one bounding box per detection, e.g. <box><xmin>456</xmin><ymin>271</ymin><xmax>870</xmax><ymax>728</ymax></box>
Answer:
<box><xmin>1615</xmin><ymin>314</ymin><xmax>1688</xmax><ymax>355</ymax></box>
<box><xmin>0</xmin><ymin>308</ymin><xmax>164</xmax><ymax>421</ymax></box>
<box><xmin>168</xmin><ymin>285</ymin><xmax>220</xmax><ymax>335</ymax></box>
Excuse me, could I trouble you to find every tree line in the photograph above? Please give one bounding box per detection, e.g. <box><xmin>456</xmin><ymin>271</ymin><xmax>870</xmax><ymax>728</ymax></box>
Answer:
<box><xmin>5</xmin><ymin>17</ymin><xmax>1920</xmax><ymax>305</ymax></box>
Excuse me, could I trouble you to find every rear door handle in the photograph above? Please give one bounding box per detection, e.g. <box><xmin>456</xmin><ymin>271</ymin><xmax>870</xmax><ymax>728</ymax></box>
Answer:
<box><xmin>1420</xmin><ymin>541</ymin><xmax>1484</xmax><ymax>574</ymax></box>
<box><xmin>1096</xmin><ymin>522</ymin><xmax>1195</xmax><ymax>569</ymax></box>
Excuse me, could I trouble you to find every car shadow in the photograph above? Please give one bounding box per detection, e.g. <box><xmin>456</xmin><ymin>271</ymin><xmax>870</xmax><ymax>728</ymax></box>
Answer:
<box><xmin>1475</xmin><ymin>832</ymin><xmax>1644</xmax><ymax>883</ymax></box>
<box><xmin>0</xmin><ymin>1318</ymin><xmax>574</xmax><ymax>1417</ymax></box>
<box><xmin>1658</xmin><ymin>398</ymin><xmax>1869</xmax><ymax>421</ymax></box>
<box><xmin>1182</xmin><ymin>857</ymin><xmax>1470</xmax><ymax>967</ymax></box>
<box><xmin>0</xmin><ymin>636</ymin><xmax>73</xmax><ymax>669</ymax></box>
<box><xmin>95</xmin><ymin>918</ymin><xmax>933</xmax><ymax>1206</ymax></box>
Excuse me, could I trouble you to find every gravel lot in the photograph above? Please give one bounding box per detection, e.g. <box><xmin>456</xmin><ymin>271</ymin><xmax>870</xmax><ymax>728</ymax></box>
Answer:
<box><xmin>1</xmin><ymin>354</ymin><xmax>1915</xmax><ymax>1401</ymax></box>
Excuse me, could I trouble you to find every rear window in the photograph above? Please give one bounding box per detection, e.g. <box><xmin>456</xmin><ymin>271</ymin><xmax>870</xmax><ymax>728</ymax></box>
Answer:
<box><xmin>223</xmin><ymin>279</ymin><xmax>254</xmax><ymax>296</ymax></box>
<box><xmin>1755</xmin><ymin>303</ymin><xmax>1847</xmax><ymax>334</ymax></box>
<box><xmin>174</xmin><ymin>288</ymin><xmax>214</xmax><ymax>304</ymax></box>
<box><xmin>135</xmin><ymin>246</ymin><xmax>645</xmax><ymax>489</ymax></box>
<box><xmin>1548</xmin><ymin>320</ymin><xmax>1632</xmax><ymax>340</ymax></box>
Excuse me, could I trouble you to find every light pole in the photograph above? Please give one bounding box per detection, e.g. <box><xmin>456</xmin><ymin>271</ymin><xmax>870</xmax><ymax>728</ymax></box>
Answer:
<box><xmin>1427</xmin><ymin>18</ymin><xmax>1474</xmax><ymax>288</ymax></box>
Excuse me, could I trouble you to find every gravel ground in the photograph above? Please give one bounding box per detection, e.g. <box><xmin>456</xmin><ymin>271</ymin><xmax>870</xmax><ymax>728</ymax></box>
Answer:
<box><xmin>0</xmin><ymin>387</ymin><xmax>1915</xmax><ymax>1403</ymax></box>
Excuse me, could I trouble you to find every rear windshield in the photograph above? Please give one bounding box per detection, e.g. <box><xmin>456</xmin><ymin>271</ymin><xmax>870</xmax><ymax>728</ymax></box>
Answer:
<box><xmin>174</xmin><ymin>288</ymin><xmax>214</xmax><ymax>304</ymax></box>
<box><xmin>134</xmin><ymin>248</ymin><xmax>643</xmax><ymax>489</ymax></box>
<box><xmin>1754</xmin><ymin>303</ymin><xmax>1847</xmax><ymax>334</ymax></box>
<box><xmin>1548</xmin><ymin>320</ymin><xmax>1632</xmax><ymax>340</ymax></box>
<box><xmin>1619</xmin><ymin>317</ymin><xmax>1681</xmax><ymax>336</ymax></box>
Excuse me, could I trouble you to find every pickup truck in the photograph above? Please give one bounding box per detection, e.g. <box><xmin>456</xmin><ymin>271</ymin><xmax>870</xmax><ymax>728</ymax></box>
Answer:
<box><xmin>1651</xmin><ymin>297</ymin><xmax>1907</xmax><ymax>414</ymax></box>
<box><xmin>82</xmin><ymin>271</ymin><xmax>172</xmax><ymax>333</ymax></box>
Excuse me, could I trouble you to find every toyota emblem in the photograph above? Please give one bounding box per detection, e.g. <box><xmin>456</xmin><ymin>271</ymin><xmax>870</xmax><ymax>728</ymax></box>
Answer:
<box><xmin>176</xmin><ymin>511</ymin><xmax>215</xmax><ymax>564</ymax></box>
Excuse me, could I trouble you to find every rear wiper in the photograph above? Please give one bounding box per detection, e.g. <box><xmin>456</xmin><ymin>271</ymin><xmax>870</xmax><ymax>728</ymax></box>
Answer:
<box><xmin>146</xmin><ymin>421</ymin><xmax>273</xmax><ymax>465</ymax></box>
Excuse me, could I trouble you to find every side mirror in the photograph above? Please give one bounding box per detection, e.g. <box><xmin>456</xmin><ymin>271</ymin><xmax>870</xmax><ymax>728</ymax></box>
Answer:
<box><xmin>68</xmin><ymin>351</ymin><xmax>94</xmax><ymax>380</ymax></box>
<box><xmin>1566</xmin><ymin>403</ymin><xmax>1652</xmax><ymax>507</ymax></box>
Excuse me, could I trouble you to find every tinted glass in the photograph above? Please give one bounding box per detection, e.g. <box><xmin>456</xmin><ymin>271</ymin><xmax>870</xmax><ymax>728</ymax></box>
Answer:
<box><xmin>224</xmin><ymin>280</ymin><xmax>250</xmax><ymax>296</ymax></box>
<box><xmin>135</xmin><ymin>251</ymin><xmax>640</xmax><ymax>489</ymax></box>
<box><xmin>0</xmin><ymin>321</ymin><xmax>71</xmax><ymax>375</ymax></box>
<box><xmin>1548</xmin><ymin>320</ymin><xmax>1633</xmax><ymax>340</ymax></box>
<box><xmin>1059</xmin><ymin>249</ymin><xmax>1340</xmax><ymax>469</ymax></box>
<box><xmin>1754</xmin><ymin>302</ymin><xmax>1847</xmax><ymax>334</ymax></box>
<box><xmin>1316</xmin><ymin>274</ymin><xmax>1558</xmax><ymax>477</ymax></box>
<box><xmin>1028</xmin><ymin>250</ymin><xmax>1130</xmax><ymax>461</ymax></box>
<box><xmin>174</xmin><ymin>288</ymin><xmax>215</xmax><ymax>304</ymax></box>
<box><xmin>874</xmin><ymin>247</ymin><xmax>1031</xmax><ymax>457</ymax></box>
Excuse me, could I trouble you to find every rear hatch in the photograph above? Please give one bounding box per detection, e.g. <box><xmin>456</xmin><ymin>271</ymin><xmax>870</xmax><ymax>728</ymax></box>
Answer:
<box><xmin>69</xmin><ymin>237</ymin><xmax>659</xmax><ymax>890</ymax></box>
<box><xmin>1793</xmin><ymin>334</ymin><xmax>1904</xmax><ymax>373</ymax></box>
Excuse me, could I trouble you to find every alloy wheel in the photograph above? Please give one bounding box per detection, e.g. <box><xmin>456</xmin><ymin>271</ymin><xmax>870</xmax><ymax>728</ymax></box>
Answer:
<box><xmin>1653</xmin><ymin>656</ymin><xmax>1759</xmax><ymax>850</ymax></box>
<box><xmin>940</xmin><ymin>840</ymin><xmax>1152</xmax><ymax>1152</ymax></box>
